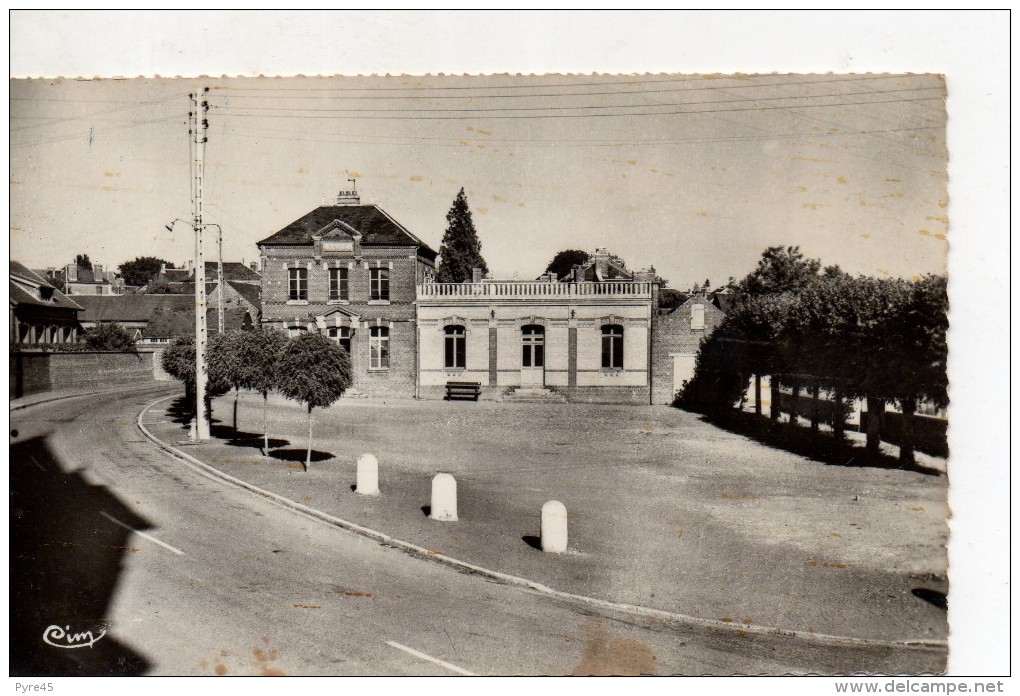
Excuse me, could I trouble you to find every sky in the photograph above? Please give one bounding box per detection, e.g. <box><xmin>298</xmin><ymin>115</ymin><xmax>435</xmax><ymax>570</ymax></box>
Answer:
<box><xmin>10</xmin><ymin>72</ymin><xmax>947</xmax><ymax>290</ymax></box>
<box><xmin>6</xmin><ymin>11</ymin><xmax>1010</xmax><ymax>677</ymax></box>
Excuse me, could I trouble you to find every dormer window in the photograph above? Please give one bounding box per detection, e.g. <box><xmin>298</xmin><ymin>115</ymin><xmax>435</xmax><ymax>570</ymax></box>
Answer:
<box><xmin>691</xmin><ymin>304</ymin><xmax>705</xmax><ymax>330</ymax></box>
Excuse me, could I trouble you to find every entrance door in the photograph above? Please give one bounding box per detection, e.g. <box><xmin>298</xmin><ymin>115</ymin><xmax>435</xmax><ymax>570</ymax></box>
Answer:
<box><xmin>521</xmin><ymin>325</ymin><xmax>545</xmax><ymax>387</ymax></box>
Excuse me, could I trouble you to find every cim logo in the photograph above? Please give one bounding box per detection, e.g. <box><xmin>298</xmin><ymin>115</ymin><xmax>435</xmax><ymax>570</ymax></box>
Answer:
<box><xmin>42</xmin><ymin>624</ymin><xmax>107</xmax><ymax>649</ymax></box>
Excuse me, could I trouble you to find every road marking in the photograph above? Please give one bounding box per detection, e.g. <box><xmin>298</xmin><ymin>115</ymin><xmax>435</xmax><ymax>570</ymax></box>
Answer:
<box><xmin>99</xmin><ymin>511</ymin><xmax>185</xmax><ymax>556</ymax></box>
<box><xmin>385</xmin><ymin>640</ymin><xmax>476</xmax><ymax>676</ymax></box>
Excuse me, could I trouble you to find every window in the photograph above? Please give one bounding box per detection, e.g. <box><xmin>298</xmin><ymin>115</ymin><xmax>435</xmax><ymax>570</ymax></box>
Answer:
<box><xmin>691</xmin><ymin>303</ymin><xmax>705</xmax><ymax>330</ymax></box>
<box><xmin>289</xmin><ymin>267</ymin><xmax>307</xmax><ymax>301</ymax></box>
<box><xmin>369</xmin><ymin>326</ymin><xmax>390</xmax><ymax>369</ymax></box>
<box><xmin>444</xmin><ymin>325</ymin><xmax>466</xmax><ymax>369</ymax></box>
<box><xmin>327</xmin><ymin>326</ymin><xmax>352</xmax><ymax>360</ymax></box>
<box><xmin>96</xmin><ymin>286</ymin><xmax>105</xmax><ymax>295</ymax></box>
<box><xmin>601</xmin><ymin>325</ymin><xmax>624</xmax><ymax>369</ymax></box>
<box><xmin>370</xmin><ymin>267</ymin><xmax>390</xmax><ymax>301</ymax></box>
<box><xmin>329</xmin><ymin>267</ymin><xmax>349</xmax><ymax>301</ymax></box>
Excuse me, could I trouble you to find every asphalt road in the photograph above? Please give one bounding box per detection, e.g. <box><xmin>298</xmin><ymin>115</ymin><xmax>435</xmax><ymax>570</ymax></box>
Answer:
<box><xmin>9</xmin><ymin>385</ymin><xmax>945</xmax><ymax>676</ymax></box>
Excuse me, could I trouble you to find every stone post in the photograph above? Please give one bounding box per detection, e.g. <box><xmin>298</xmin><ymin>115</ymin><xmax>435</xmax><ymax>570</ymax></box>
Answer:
<box><xmin>357</xmin><ymin>453</ymin><xmax>379</xmax><ymax>496</ymax></box>
<box><xmin>430</xmin><ymin>473</ymin><xmax>458</xmax><ymax>521</ymax></box>
<box><xmin>541</xmin><ymin>500</ymin><xmax>568</xmax><ymax>553</ymax></box>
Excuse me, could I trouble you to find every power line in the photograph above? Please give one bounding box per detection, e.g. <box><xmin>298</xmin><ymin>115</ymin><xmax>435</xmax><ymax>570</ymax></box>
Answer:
<box><xmin>9</xmin><ymin>92</ymin><xmax>189</xmax><ymax>132</ymax></box>
<box><xmin>10</xmin><ymin>114</ymin><xmax>187</xmax><ymax>150</ymax></box>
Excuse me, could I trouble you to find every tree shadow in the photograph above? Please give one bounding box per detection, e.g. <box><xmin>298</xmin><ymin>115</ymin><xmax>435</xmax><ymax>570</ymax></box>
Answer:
<box><xmin>268</xmin><ymin>449</ymin><xmax>333</xmax><ymax>464</ymax></box>
<box><xmin>522</xmin><ymin>535</ymin><xmax>542</xmax><ymax>551</ymax></box>
<box><xmin>209</xmin><ymin>424</ymin><xmax>289</xmax><ymax>450</ymax></box>
<box><xmin>10</xmin><ymin>435</ymin><xmax>151</xmax><ymax>675</ymax></box>
<box><xmin>912</xmin><ymin>588</ymin><xmax>948</xmax><ymax>611</ymax></box>
<box><xmin>691</xmin><ymin>409</ymin><xmax>943</xmax><ymax>477</ymax></box>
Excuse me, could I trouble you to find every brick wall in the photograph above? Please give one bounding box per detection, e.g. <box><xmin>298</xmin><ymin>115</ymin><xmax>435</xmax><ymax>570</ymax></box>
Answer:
<box><xmin>10</xmin><ymin>350</ymin><xmax>156</xmax><ymax>398</ymax></box>
<box><xmin>261</xmin><ymin>245</ymin><xmax>429</xmax><ymax>398</ymax></box>
<box><xmin>651</xmin><ymin>296</ymin><xmax>726</xmax><ymax>404</ymax></box>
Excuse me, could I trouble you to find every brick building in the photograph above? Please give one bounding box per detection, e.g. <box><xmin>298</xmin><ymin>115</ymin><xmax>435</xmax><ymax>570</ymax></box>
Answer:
<box><xmin>650</xmin><ymin>291</ymin><xmax>728</xmax><ymax>404</ymax></box>
<box><xmin>257</xmin><ymin>191</ymin><xmax>437</xmax><ymax>398</ymax></box>
<box><xmin>10</xmin><ymin>261</ymin><xmax>83</xmax><ymax>345</ymax></box>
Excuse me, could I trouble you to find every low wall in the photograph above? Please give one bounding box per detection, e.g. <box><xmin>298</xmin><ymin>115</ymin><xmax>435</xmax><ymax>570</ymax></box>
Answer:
<box><xmin>9</xmin><ymin>350</ymin><xmax>158</xmax><ymax>398</ymax></box>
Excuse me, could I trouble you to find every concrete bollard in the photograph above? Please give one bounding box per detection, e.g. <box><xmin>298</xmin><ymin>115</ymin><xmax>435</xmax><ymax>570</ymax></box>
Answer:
<box><xmin>541</xmin><ymin>500</ymin><xmax>568</xmax><ymax>553</ymax></box>
<box><xmin>430</xmin><ymin>473</ymin><xmax>458</xmax><ymax>521</ymax></box>
<box><xmin>188</xmin><ymin>418</ymin><xmax>198</xmax><ymax>442</ymax></box>
<box><xmin>356</xmin><ymin>453</ymin><xmax>379</xmax><ymax>496</ymax></box>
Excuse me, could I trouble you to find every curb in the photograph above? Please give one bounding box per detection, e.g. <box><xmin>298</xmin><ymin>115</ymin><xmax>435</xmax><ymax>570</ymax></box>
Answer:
<box><xmin>10</xmin><ymin>384</ymin><xmax>172</xmax><ymax>413</ymax></box>
<box><xmin>137</xmin><ymin>394</ymin><xmax>947</xmax><ymax>653</ymax></box>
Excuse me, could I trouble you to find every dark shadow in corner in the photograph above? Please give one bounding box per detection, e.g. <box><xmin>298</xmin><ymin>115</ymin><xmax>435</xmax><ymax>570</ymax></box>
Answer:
<box><xmin>912</xmin><ymin>588</ymin><xmax>948</xmax><ymax>611</ymax></box>
<box><xmin>268</xmin><ymin>448</ymin><xmax>333</xmax><ymax>464</ymax></box>
<box><xmin>686</xmin><ymin>408</ymin><xmax>942</xmax><ymax>477</ymax></box>
<box><xmin>522</xmin><ymin>535</ymin><xmax>542</xmax><ymax>551</ymax></box>
<box><xmin>420</xmin><ymin>505</ymin><xmax>431</xmax><ymax>517</ymax></box>
<box><xmin>10</xmin><ymin>435</ymin><xmax>151</xmax><ymax>676</ymax></box>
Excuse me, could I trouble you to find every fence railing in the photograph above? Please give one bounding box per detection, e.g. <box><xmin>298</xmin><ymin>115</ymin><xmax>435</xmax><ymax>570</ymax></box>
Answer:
<box><xmin>417</xmin><ymin>281</ymin><xmax>654</xmax><ymax>299</ymax></box>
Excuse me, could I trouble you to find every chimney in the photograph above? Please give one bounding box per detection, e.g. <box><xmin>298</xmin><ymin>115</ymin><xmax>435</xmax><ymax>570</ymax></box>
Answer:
<box><xmin>93</xmin><ymin>263</ymin><xmax>104</xmax><ymax>280</ymax></box>
<box><xmin>471</xmin><ymin>267</ymin><xmax>483</xmax><ymax>283</ymax></box>
<box><xmin>66</xmin><ymin>263</ymin><xmax>78</xmax><ymax>282</ymax></box>
<box><xmin>250</xmin><ymin>261</ymin><xmax>258</xmax><ymax>272</ymax></box>
<box><xmin>335</xmin><ymin>189</ymin><xmax>360</xmax><ymax>205</ymax></box>
<box><xmin>633</xmin><ymin>267</ymin><xmax>658</xmax><ymax>283</ymax></box>
<box><xmin>594</xmin><ymin>248</ymin><xmax>610</xmax><ymax>280</ymax></box>
<box><xmin>160</xmin><ymin>263</ymin><xmax>166</xmax><ymax>274</ymax></box>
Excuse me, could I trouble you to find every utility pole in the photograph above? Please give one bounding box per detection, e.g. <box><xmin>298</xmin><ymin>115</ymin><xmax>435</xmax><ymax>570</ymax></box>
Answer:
<box><xmin>217</xmin><ymin>225</ymin><xmax>224</xmax><ymax>334</ymax></box>
<box><xmin>191</xmin><ymin>89</ymin><xmax>211</xmax><ymax>440</ymax></box>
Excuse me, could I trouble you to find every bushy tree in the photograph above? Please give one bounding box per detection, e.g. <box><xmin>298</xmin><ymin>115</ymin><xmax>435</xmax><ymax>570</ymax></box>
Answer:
<box><xmin>544</xmin><ymin>249</ymin><xmax>590</xmax><ymax>280</ymax></box>
<box><xmin>161</xmin><ymin>337</ymin><xmax>228</xmax><ymax>424</ymax></box>
<box><xmin>118</xmin><ymin>256</ymin><xmax>174</xmax><ymax>287</ymax></box>
<box><xmin>435</xmin><ymin>188</ymin><xmax>488</xmax><ymax>283</ymax></box>
<box><xmin>83</xmin><ymin>323</ymin><xmax>136</xmax><ymax>352</ymax></box>
<box><xmin>738</xmin><ymin>246</ymin><xmax>821</xmax><ymax>296</ymax></box>
<box><xmin>276</xmin><ymin>333</ymin><xmax>353</xmax><ymax>470</ymax></box>
<box><xmin>222</xmin><ymin>328</ymin><xmax>288</xmax><ymax>454</ymax></box>
<box><xmin>208</xmin><ymin>330</ymin><xmax>247</xmax><ymax>433</ymax></box>
<box><xmin>74</xmin><ymin>254</ymin><xmax>93</xmax><ymax>270</ymax></box>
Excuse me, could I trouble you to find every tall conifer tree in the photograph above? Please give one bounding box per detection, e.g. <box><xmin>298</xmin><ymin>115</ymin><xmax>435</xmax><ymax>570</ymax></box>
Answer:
<box><xmin>435</xmin><ymin>188</ymin><xmax>488</xmax><ymax>283</ymax></box>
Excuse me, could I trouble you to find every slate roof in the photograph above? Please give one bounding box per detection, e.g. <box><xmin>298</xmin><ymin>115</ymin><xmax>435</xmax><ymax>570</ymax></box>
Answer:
<box><xmin>227</xmin><ymin>281</ymin><xmax>261</xmax><ymax>310</ymax></box>
<box><xmin>10</xmin><ymin>261</ymin><xmax>83</xmax><ymax>311</ymax></box>
<box><xmin>73</xmin><ymin>295</ymin><xmax>194</xmax><ymax>323</ymax></box>
<box><xmin>187</xmin><ymin>262</ymin><xmax>261</xmax><ymax>282</ymax></box>
<box><xmin>257</xmin><ymin>204</ymin><xmax>437</xmax><ymax>260</ymax></box>
<box><xmin>144</xmin><ymin>305</ymin><xmax>251</xmax><ymax>338</ymax></box>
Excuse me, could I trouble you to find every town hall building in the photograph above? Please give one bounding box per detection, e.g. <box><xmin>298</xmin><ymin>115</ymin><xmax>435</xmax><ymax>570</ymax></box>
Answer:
<box><xmin>258</xmin><ymin>191</ymin><xmax>715</xmax><ymax>404</ymax></box>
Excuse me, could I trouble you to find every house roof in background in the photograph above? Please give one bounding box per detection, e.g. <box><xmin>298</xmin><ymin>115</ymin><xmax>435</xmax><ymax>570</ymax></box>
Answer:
<box><xmin>73</xmin><ymin>294</ymin><xmax>193</xmax><ymax>323</ymax></box>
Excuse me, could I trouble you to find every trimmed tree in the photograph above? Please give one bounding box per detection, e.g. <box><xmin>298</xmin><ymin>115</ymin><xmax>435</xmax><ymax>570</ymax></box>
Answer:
<box><xmin>435</xmin><ymin>188</ymin><xmax>488</xmax><ymax>283</ymax></box>
<box><xmin>161</xmin><ymin>337</ymin><xmax>228</xmax><ymax>425</ymax></box>
<box><xmin>276</xmin><ymin>333</ymin><xmax>353</xmax><ymax>470</ymax></box>
<box><xmin>208</xmin><ymin>330</ymin><xmax>247</xmax><ymax>434</ymax></box>
<box><xmin>234</xmin><ymin>329</ymin><xmax>288</xmax><ymax>454</ymax></box>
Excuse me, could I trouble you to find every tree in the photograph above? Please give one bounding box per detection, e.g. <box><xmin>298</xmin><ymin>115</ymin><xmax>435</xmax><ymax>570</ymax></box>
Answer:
<box><xmin>118</xmin><ymin>256</ymin><xmax>174</xmax><ymax>287</ymax></box>
<box><xmin>226</xmin><ymin>328</ymin><xmax>287</xmax><ymax>454</ymax></box>
<box><xmin>161</xmin><ymin>337</ymin><xmax>228</xmax><ymax>425</ymax></box>
<box><xmin>435</xmin><ymin>188</ymin><xmax>488</xmax><ymax>283</ymax></box>
<box><xmin>738</xmin><ymin>246</ymin><xmax>821</xmax><ymax>296</ymax></box>
<box><xmin>208</xmin><ymin>331</ymin><xmax>247</xmax><ymax>434</ymax></box>
<box><xmin>276</xmin><ymin>333</ymin><xmax>353</xmax><ymax>470</ymax></box>
<box><xmin>74</xmin><ymin>254</ymin><xmax>93</xmax><ymax>270</ymax></box>
<box><xmin>544</xmin><ymin>249</ymin><xmax>590</xmax><ymax>280</ymax></box>
<box><xmin>83</xmin><ymin>323</ymin><xmax>136</xmax><ymax>351</ymax></box>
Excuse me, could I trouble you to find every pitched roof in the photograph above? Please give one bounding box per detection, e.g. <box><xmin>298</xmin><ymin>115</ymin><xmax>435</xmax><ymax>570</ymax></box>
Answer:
<box><xmin>188</xmin><ymin>262</ymin><xmax>261</xmax><ymax>282</ymax></box>
<box><xmin>227</xmin><ymin>280</ymin><xmax>261</xmax><ymax>310</ymax></box>
<box><xmin>257</xmin><ymin>204</ymin><xmax>437</xmax><ymax>260</ymax></box>
<box><xmin>143</xmin><ymin>305</ymin><xmax>251</xmax><ymax>338</ymax></box>
<box><xmin>10</xmin><ymin>262</ymin><xmax>83</xmax><ymax>311</ymax></box>
<box><xmin>73</xmin><ymin>294</ymin><xmax>194</xmax><ymax>323</ymax></box>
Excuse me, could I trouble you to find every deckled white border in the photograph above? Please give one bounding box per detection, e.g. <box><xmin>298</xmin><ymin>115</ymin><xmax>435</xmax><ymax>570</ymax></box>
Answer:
<box><xmin>8</xmin><ymin>10</ymin><xmax>1009</xmax><ymax>678</ymax></box>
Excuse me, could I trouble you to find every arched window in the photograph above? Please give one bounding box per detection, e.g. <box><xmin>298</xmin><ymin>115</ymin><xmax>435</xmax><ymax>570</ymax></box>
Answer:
<box><xmin>444</xmin><ymin>325</ymin><xmax>466</xmax><ymax>369</ymax></box>
<box><xmin>601</xmin><ymin>324</ymin><xmax>624</xmax><ymax>369</ymax></box>
<box><xmin>369</xmin><ymin>326</ymin><xmax>390</xmax><ymax>369</ymax></box>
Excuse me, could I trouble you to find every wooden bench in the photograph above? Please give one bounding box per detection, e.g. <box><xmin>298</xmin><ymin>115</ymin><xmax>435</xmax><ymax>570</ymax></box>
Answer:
<box><xmin>445</xmin><ymin>381</ymin><xmax>481</xmax><ymax>401</ymax></box>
